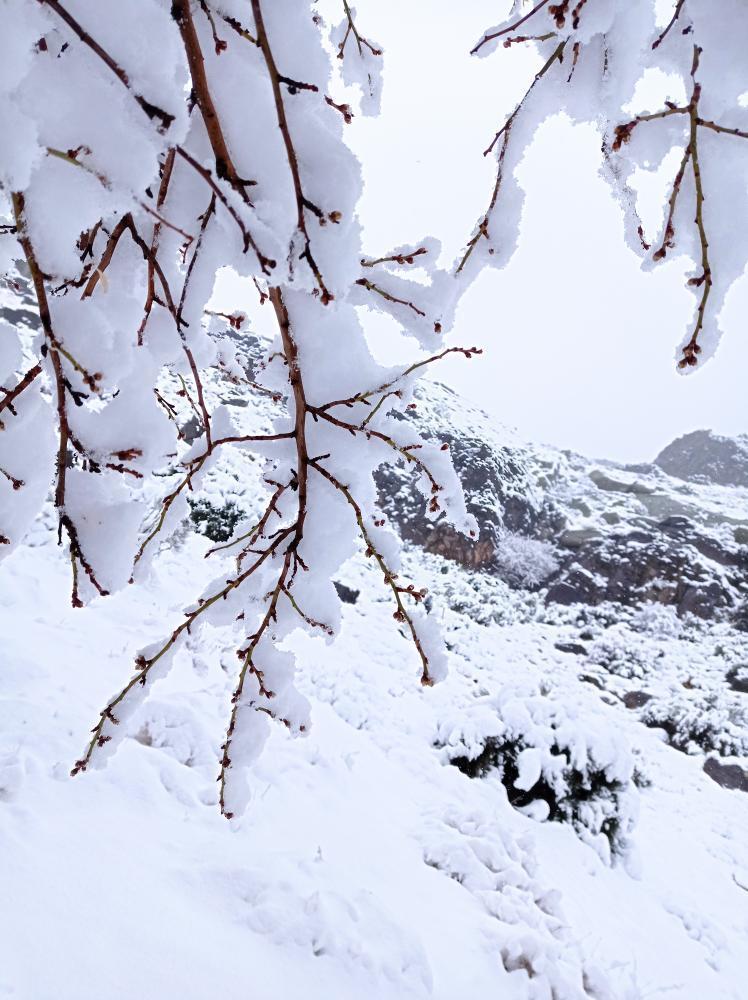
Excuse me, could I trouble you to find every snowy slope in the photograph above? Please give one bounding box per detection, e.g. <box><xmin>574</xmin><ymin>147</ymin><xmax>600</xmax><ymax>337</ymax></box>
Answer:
<box><xmin>2</xmin><ymin>321</ymin><xmax>748</xmax><ymax>998</ymax></box>
<box><xmin>2</xmin><ymin>500</ymin><xmax>748</xmax><ymax>999</ymax></box>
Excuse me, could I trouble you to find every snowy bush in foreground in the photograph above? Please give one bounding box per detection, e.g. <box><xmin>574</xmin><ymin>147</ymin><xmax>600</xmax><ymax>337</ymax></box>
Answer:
<box><xmin>439</xmin><ymin>689</ymin><xmax>639</xmax><ymax>863</ymax></box>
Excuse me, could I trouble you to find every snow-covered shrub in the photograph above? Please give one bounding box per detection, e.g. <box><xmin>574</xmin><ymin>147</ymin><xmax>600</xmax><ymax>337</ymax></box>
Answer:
<box><xmin>404</xmin><ymin>548</ymin><xmax>514</xmax><ymax>625</ymax></box>
<box><xmin>587</xmin><ymin>626</ymin><xmax>660</xmax><ymax>680</ymax></box>
<box><xmin>642</xmin><ymin>688</ymin><xmax>748</xmax><ymax>757</ymax></box>
<box><xmin>495</xmin><ymin>532</ymin><xmax>559</xmax><ymax>589</ymax></box>
<box><xmin>630</xmin><ymin>603</ymin><xmax>684</xmax><ymax>640</ymax></box>
<box><xmin>188</xmin><ymin>497</ymin><xmax>242</xmax><ymax>543</ymax></box>
<box><xmin>440</xmin><ymin>690</ymin><xmax>639</xmax><ymax>863</ymax></box>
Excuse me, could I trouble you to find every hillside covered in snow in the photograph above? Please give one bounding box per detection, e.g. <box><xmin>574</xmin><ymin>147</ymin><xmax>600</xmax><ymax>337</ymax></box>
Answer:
<box><xmin>2</xmin><ymin>321</ymin><xmax>748</xmax><ymax>999</ymax></box>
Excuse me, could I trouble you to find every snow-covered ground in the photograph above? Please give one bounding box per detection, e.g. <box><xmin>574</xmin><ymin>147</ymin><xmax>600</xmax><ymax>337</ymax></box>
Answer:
<box><xmin>2</xmin><ymin>512</ymin><xmax>747</xmax><ymax>999</ymax></box>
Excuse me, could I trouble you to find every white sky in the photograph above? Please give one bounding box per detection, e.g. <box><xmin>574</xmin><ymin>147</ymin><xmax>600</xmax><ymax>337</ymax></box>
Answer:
<box><xmin>219</xmin><ymin>1</ymin><xmax>748</xmax><ymax>464</ymax></box>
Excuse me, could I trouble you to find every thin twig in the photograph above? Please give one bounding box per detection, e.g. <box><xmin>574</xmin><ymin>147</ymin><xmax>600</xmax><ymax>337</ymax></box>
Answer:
<box><xmin>471</xmin><ymin>0</ymin><xmax>551</xmax><ymax>55</ymax></box>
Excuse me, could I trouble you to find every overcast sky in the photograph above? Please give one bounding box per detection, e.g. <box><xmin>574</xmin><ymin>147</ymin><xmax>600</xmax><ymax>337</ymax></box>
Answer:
<box><xmin>219</xmin><ymin>1</ymin><xmax>748</xmax><ymax>463</ymax></box>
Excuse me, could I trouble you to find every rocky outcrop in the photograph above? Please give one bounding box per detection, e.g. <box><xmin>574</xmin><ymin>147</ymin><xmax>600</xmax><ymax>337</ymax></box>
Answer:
<box><xmin>655</xmin><ymin>430</ymin><xmax>748</xmax><ymax>487</ymax></box>
<box><xmin>546</xmin><ymin>525</ymin><xmax>747</xmax><ymax>621</ymax></box>
<box><xmin>373</xmin><ymin>385</ymin><xmax>564</xmax><ymax>569</ymax></box>
<box><xmin>703</xmin><ymin>757</ymin><xmax>748</xmax><ymax>792</ymax></box>
<box><xmin>369</xmin><ymin>384</ymin><xmax>748</xmax><ymax>623</ymax></box>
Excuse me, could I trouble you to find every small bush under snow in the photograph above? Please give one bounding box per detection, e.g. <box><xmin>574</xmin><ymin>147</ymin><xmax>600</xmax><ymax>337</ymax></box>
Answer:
<box><xmin>587</xmin><ymin>626</ymin><xmax>661</xmax><ymax>680</ymax></box>
<box><xmin>642</xmin><ymin>688</ymin><xmax>748</xmax><ymax>757</ymax></box>
<box><xmin>439</xmin><ymin>688</ymin><xmax>639</xmax><ymax>863</ymax></box>
<box><xmin>494</xmin><ymin>532</ymin><xmax>559</xmax><ymax>589</ymax></box>
<box><xmin>630</xmin><ymin>604</ymin><xmax>684</xmax><ymax>639</ymax></box>
<box><xmin>188</xmin><ymin>498</ymin><xmax>244</xmax><ymax>543</ymax></box>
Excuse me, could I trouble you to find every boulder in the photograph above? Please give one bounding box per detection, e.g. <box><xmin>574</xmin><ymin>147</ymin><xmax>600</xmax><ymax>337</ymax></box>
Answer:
<box><xmin>655</xmin><ymin>429</ymin><xmax>748</xmax><ymax>487</ymax></box>
<box><xmin>559</xmin><ymin>526</ymin><xmax>603</xmax><ymax>548</ymax></box>
<box><xmin>589</xmin><ymin>469</ymin><xmax>656</xmax><ymax>494</ymax></box>
<box><xmin>703</xmin><ymin>757</ymin><xmax>748</xmax><ymax>792</ymax></box>
<box><xmin>623</xmin><ymin>691</ymin><xmax>653</xmax><ymax>710</ymax></box>
<box><xmin>554</xmin><ymin>642</ymin><xmax>588</xmax><ymax>656</ymax></box>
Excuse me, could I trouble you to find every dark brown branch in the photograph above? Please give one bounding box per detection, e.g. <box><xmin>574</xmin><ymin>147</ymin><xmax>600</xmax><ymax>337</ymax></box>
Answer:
<box><xmin>309</xmin><ymin>405</ymin><xmax>442</xmax><ymax>500</ymax></box>
<box><xmin>172</xmin><ymin>0</ymin><xmax>255</xmax><ymax>198</ymax></box>
<box><xmin>316</xmin><ymin>345</ymin><xmax>482</xmax><ymax>415</ymax></box>
<box><xmin>695</xmin><ymin>117</ymin><xmax>748</xmax><ymax>141</ymax></box>
<box><xmin>251</xmin><ymin>0</ymin><xmax>333</xmax><ymax>303</ymax></box>
<box><xmin>652</xmin><ymin>143</ymin><xmax>691</xmax><ymax>260</ymax></box>
<box><xmin>679</xmin><ymin>50</ymin><xmax>711</xmax><ymax>368</ymax></box>
<box><xmin>175</xmin><ymin>146</ymin><xmax>274</xmax><ymax>272</ymax></box>
<box><xmin>652</xmin><ymin>0</ymin><xmax>688</xmax><ymax>50</ymax></box>
<box><xmin>81</xmin><ymin>214</ymin><xmax>132</xmax><ymax>299</ymax></box>
<box><xmin>355</xmin><ymin>277</ymin><xmax>426</xmax><ymax>318</ymax></box>
<box><xmin>484</xmin><ymin>40</ymin><xmax>566</xmax><ymax>156</ymax></box>
<box><xmin>471</xmin><ymin>0</ymin><xmax>551</xmax><ymax>55</ymax></box>
<box><xmin>612</xmin><ymin>104</ymin><xmax>688</xmax><ymax>151</ymax></box>
<box><xmin>139</xmin><ymin>149</ymin><xmax>176</xmax><ymax>344</ymax></box>
<box><xmin>338</xmin><ymin>0</ymin><xmax>383</xmax><ymax>60</ymax></box>
<box><xmin>310</xmin><ymin>458</ymin><xmax>433</xmax><ymax>685</ymax></box>
<box><xmin>456</xmin><ymin>126</ymin><xmax>512</xmax><ymax>275</ymax></box>
<box><xmin>12</xmin><ymin>193</ymin><xmax>69</xmax><ymax>515</ymax></box>
<box><xmin>325</xmin><ymin>95</ymin><xmax>353</xmax><ymax>123</ymax></box>
<box><xmin>458</xmin><ymin>41</ymin><xmax>565</xmax><ymax>275</ymax></box>
<box><xmin>361</xmin><ymin>247</ymin><xmax>428</xmax><ymax>268</ymax></box>
<box><xmin>218</xmin><ymin>285</ymin><xmax>310</xmax><ymax>817</ymax></box>
<box><xmin>12</xmin><ymin>192</ymin><xmax>111</xmax><ymax>603</ymax></box>
<box><xmin>211</xmin><ymin>9</ymin><xmax>258</xmax><ymax>46</ymax></box>
<box><xmin>73</xmin><ymin>521</ymin><xmax>295</xmax><ymax>776</ymax></box>
<box><xmin>0</xmin><ymin>363</ymin><xmax>43</xmax><ymax>424</ymax></box>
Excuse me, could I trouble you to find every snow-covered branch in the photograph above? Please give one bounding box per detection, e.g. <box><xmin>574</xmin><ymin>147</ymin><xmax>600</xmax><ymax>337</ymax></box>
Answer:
<box><xmin>0</xmin><ymin>0</ymin><xmax>475</xmax><ymax>814</ymax></box>
<box><xmin>463</xmin><ymin>0</ymin><xmax>748</xmax><ymax>369</ymax></box>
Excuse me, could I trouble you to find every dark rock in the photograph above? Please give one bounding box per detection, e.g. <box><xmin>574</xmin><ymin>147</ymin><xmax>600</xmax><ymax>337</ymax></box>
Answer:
<box><xmin>554</xmin><ymin>642</ymin><xmax>588</xmax><ymax>656</ymax></box>
<box><xmin>546</xmin><ymin>568</ymin><xmax>600</xmax><ymax>606</ymax></box>
<box><xmin>559</xmin><ymin>527</ymin><xmax>602</xmax><ymax>548</ymax></box>
<box><xmin>734</xmin><ymin>601</ymin><xmax>748</xmax><ymax>633</ymax></box>
<box><xmin>334</xmin><ymin>582</ymin><xmax>359</xmax><ymax>605</ymax></box>
<box><xmin>589</xmin><ymin>469</ymin><xmax>655</xmax><ymax>494</ymax></box>
<box><xmin>601</xmin><ymin>511</ymin><xmax>621</xmax><ymax>524</ymax></box>
<box><xmin>374</xmin><ymin>391</ymin><xmax>563</xmax><ymax>571</ymax></box>
<box><xmin>655</xmin><ymin>430</ymin><xmax>748</xmax><ymax>487</ymax></box>
<box><xmin>181</xmin><ymin>415</ymin><xmax>204</xmax><ymax>444</ymax></box>
<box><xmin>658</xmin><ymin>515</ymin><xmax>693</xmax><ymax>536</ymax></box>
<box><xmin>623</xmin><ymin>691</ymin><xmax>653</xmax><ymax>710</ymax></box>
<box><xmin>578</xmin><ymin>673</ymin><xmax>606</xmax><ymax>690</ymax></box>
<box><xmin>690</xmin><ymin>535</ymin><xmax>746</xmax><ymax>568</ymax></box>
<box><xmin>735</xmin><ymin>526</ymin><xmax>748</xmax><ymax>546</ymax></box>
<box><xmin>546</xmin><ymin>531</ymin><xmax>741</xmax><ymax>621</ymax></box>
<box><xmin>703</xmin><ymin>757</ymin><xmax>748</xmax><ymax>792</ymax></box>
<box><xmin>727</xmin><ymin>666</ymin><xmax>748</xmax><ymax>694</ymax></box>
<box><xmin>624</xmin><ymin>530</ymin><xmax>655</xmax><ymax>545</ymax></box>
